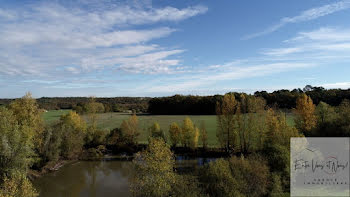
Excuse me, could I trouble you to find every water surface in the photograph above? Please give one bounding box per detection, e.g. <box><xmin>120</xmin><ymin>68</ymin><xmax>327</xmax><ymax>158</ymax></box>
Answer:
<box><xmin>33</xmin><ymin>160</ymin><xmax>133</xmax><ymax>197</ymax></box>
<box><xmin>33</xmin><ymin>156</ymin><xmax>217</xmax><ymax>197</ymax></box>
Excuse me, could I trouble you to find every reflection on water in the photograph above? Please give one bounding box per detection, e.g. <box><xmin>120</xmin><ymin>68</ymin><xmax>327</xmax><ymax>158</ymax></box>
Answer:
<box><xmin>175</xmin><ymin>156</ymin><xmax>217</xmax><ymax>173</ymax></box>
<box><xmin>33</xmin><ymin>161</ymin><xmax>133</xmax><ymax>197</ymax></box>
<box><xmin>33</xmin><ymin>157</ymin><xmax>217</xmax><ymax>197</ymax></box>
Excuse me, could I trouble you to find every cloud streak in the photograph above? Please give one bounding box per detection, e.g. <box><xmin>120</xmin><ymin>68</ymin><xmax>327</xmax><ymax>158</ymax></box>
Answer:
<box><xmin>0</xmin><ymin>1</ymin><xmax>207</xmax><ymax>76</ymax></box>
<box><xmin>145</xmin><ymin>26</ymin><xmax>350</xmax><ymax>94</ymax></box>
<box><xmin>244</xmin><ymin>0</ymin><xmax>350</xmax><ymax>39</ymax></box>
<box><xmin>262</xmin><ymin>27</ymin><xmax>350</xmax><ymax>56</ymax></box>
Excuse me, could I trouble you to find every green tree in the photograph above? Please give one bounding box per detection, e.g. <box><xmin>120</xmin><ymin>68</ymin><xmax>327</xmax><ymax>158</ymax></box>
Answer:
<box><xmin>216</xmin><ymin>93</ymin><xmax>239</xmax><ymax>151</ymax></box>
<box><xmin>120</xmin><ymin>114</ymin><xmax>139</xmax><ymax>145</ymax></box>
<box><xmin>84</xmin><ymin>97</ymin><xmax>104</xmax><ymax>146</ymax></box>
<box><xmin>201</xmin><ymin>159</ymin><xmax>239</xmax><ymax>197</ymax></box>
<box><xmin>264</xmin><ymin>108</ymin><xmax>302</xmax><ymax>190</ymax></box>
<box><xmin>229</xmin><ymin>156</ymin><xmax>269</xmax><ymax>197</ymax></box>
<box><xmin>131</xmin><ymin>138</ymin><xmax>176</xmax><ymax>197</ymax></box>
<box><xmin>0</xmin><ymin>172</ymin><xmax>38</xmax><ymax>197</ymax></box>
<box><xmin>8</xmin><ymin>92</ymin><xmax>44</xmax><ymax>155</ymax></box>
<box><xmin>237</xmin><ymin>95</ymin><xmax>266</xmax><ymax>154</ymax></box>
<box><xmin>337</xmin><ymin>99</ymin><xmax>350</xmax><ymax>136</ymax></box>
<box><xmin>181</xmin><ymin>117</ymin><xmax>199</xmax><ymax>149</ymax></box>
<box><xmin>168</xmin><ymin>122</ymin><xmax>182</xmax><ymax>147</ymax></box>
<box><xmin>316</xmin><ymin>101</ymin><xmax>336</xmax><ymax>125</ymax></box>
<box><xmin>0</xmin><ymin>108</ymin><xmax>34</xmax><ymax>177</ymax></box>
<box><xmin>201</xmin><ymin>156</ymin><xmax>269</xmax><ymax>197</ymax></box>
<box><xmin>265</xmin><ymin>108</ymin><xmax>301</xmax><ymax>147</ymax></box>
<box><xmin>148</xmin><ymin>122</ymin><xmax>166</xmax><ymax>142</ymax></box>
<box><xmin>84</xmin><ymin>98</ymin><xmax>105</xmax><ymax>114</ymax></box>
<box><xmin>56</xmin><ymin>111</ymin><xmax>87</xmax><ymax>159</ymax></box>
<box><xmin>311</xmin><ymin>101</ymin><xmax>338</xmax><ymax>137</ymax></box>
<box><xmin>269</xmin><ymin>173</ymin><xmax>287</xmax><ymax>197</ymax></box>
<box><xmin>41</xmin><ymin>126</ymin><xmax>62</xmax><ymax>162</ymax></box>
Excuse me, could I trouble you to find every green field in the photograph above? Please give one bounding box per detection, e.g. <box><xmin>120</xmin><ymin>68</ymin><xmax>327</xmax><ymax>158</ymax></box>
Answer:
<box><xmin>42</xmin><ymin>109</ymin><xmax>71</xmax><ymax>125</ymax></box>
<box><xmin>43</xmin><ymin>110</ymin><xmax>295</xmax><ymax>146</ymax></box>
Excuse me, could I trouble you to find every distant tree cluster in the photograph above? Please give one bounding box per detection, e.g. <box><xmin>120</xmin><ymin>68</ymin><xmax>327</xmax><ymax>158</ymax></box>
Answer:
<box><xmin>255</xmin><ymin>85</ymin><xmax>350</xmax><ymax>108</ymax></box>
<box><xmin>0</xmin><ymin>97</ymin><xmax>150</xmax><ymax>112</ymax></box>
<box><xmin>148</xmin><ymin>94</ymin><xmax>222</xmax><ymax>115</ymax></box>
<box><xmin>148</xmin><ymin>86</ymin><xmax>350</xmax><ymax>114</ymax></box>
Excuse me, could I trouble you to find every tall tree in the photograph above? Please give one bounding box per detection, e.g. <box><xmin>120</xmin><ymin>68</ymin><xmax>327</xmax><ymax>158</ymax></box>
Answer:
<box><xmin>56</xmin><ymin>111</ymin><xmax>87</xmax><ymax>159</ymax></box>
<box><xmin>316</xmin><ymin>101</ymin><xmax>336</xmax><ymax>125</ymax></box>
<box><xmin>337</xmin><ymin>99</ymin><xmax>350</xmax><ymax>136</ymax></box>
<box><xmin>120</xmin><ymin>114</ymin><xmax>139</xmax><ymax>145</ymax></box>
<box><xmin>168</xmin><ymin>122</ymin><xmax>182</xmax><ymax>147</ymax></box>
<box><xmin>216</xmin><ymin>93</ymin><xmax>239</xmax><ymax>151</ymax></box>
<box><xmin>237</xmin><ymin>95</ymin><xmax>266</xmax><ymax>154</ymax></box>
<box><xmin>181</xmin><ymin>117</ymin><xmax>199</xmax><ymax>149</ymax></box>
<box><xmin>0</xmin><ymin>108</ymin><xmax>34</xmax><ymax>177</ymax></box>
<box><xmin>294</xmin><ymin>94</ymin><xmax>317</xmax><ymax>133</ymax></box>
<box><xmin>8</xmin><ymin>92</ymin><xmax>44</xmax><ymax>155</ymax></box>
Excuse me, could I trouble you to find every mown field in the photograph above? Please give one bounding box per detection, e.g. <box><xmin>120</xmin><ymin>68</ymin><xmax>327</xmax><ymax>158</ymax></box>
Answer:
<box><xmin>42</xmin><ymin>110</ymin><xmax>295</xmax><ymax>146</ymax></box>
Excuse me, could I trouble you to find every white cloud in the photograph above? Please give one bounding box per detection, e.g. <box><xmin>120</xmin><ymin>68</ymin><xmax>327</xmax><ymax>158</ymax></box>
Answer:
<box><xmin>146</xmin><ymin>62</ymin><xmax>315</xmax><ymax>93</ymax></box>
<box><xmin>262</xmin><ymin>47</ymin><xmax>303</xmax><ymax>56</ymax></box>
<box><xmin>262</xmin><ymin>27</ymin><xmax>350</xmax><ymax>57</ymax></box>
<box><xmin>147</xmin><ymin>26</ymin><xmax>350</xmax><ymax>94</ymax></box>
<box><xmin>244</xmin><ymin>0</ymin><xmax>350</xmax><ymax>39</ymax></box>
<box><xmin>322</xmin><ymin>82</ymin><xmax>350</xmax><ymax>89</ymax></box>
<box><xmin>286</xmin><ymin>27</ymin><xmax>350</xmax><ymax>42</ymax></box>
<box><xmin>0</xmin><ymin>1</ymin><xmax>207</xmax><ymax>76</ymax></box>
<box><xmin>99</xmin><ymin>5</ymin><xmax>208</xmax><ymax>25</ymax></box>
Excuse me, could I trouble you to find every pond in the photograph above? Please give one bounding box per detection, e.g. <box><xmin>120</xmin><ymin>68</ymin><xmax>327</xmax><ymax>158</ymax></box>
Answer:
<box><xmin>33</xmin><ymin>160</ymin><xmax>133</xmax><ymax>197</ymax></box>
<box><xmin>33</xmin><ymin>156</ymin><xmax>217</xmax><ymax>197</ymax></box>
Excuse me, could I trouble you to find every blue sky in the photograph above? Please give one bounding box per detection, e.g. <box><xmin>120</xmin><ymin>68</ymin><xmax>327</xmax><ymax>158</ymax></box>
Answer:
<box><xmin>1</xmin><ymin>0</ymin><xmax>350</xmax><ymax>98</ymax></box>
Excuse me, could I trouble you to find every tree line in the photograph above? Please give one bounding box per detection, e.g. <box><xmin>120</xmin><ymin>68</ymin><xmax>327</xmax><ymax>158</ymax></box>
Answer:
<box><xmin>0</xmin><ymin>97</ymin><xmax>150</xmax><ymax>113</ymax></box>
<box><xmin>1</xmin><ymin>85</ymin><xmax>349</xmax><ymax>115</ymax></box>
<box><xmin>149</xmin><ymin>85</ymin><xmax>350</xmax><ymax>114</ymax></box>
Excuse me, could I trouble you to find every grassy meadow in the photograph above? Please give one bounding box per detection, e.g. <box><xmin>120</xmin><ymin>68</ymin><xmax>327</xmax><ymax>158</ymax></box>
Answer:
<box><xmin>42</xmin><ymin>110</ymin><xmax>295</xmax><ymax>146</ymax></box>
<box><xmin>42</xmin><ymin>109</ymin><xmax>72</xmax><ymax>125</ymax></box>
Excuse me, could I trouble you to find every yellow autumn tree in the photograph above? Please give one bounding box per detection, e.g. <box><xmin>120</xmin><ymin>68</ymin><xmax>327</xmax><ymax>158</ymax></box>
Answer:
<box><xmin>294</xmin><ymin>94</ymin><xmax>316</xmax><ymax>133</ymax></box>
<box><xmin>237</xmin><ymin>94</ymin><xmax>266</xmax><ymax>154</ymax></box>
<box><xmin>266</xmin><ymin>108</ymin><xmax>302</xmax><ymax>146</ymax></box>
<box><xmin>168</xmin><ymin>122</ymin><xmax>182</xmax><ymax>147</ymax></box>
<box><xmin>0</xmin><ymin>172</ymin><xmax>38</xmax><ymax>197</ymax></box>
<box><xmin>216</xmin><ymin>93</ymin><xmax>239</xmax><ymax>151</ymax></box>
<box><xmin>148</xmin><ymin>122</ymin><xmax>166</xmax><ymax>141</ymax></box>
<box><xmin>191</xmin><ymin>127</ymin><xmax>200</xmax><ymax>150</ymax></box>
<box><xmin>57</xmin><ymin>111</ymin><xmax>87</xmax><ymax>159</ymax></box>
<box><xmin>181</xmin><ymin>117</ymin><xmax>199</xmax><ymax>149</ymax></box>
<box><xmin>120</xmin><ymin>114</ymin><xmax>139</xmax><ymax>145</ymax></box>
